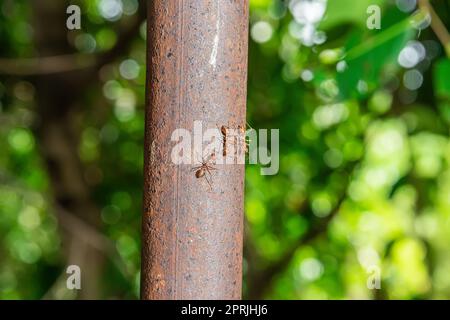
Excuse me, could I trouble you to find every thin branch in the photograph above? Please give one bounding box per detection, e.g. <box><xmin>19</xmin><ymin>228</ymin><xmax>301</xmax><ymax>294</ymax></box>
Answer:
<box><xmin>418</xmin><ymin>0</ymin><xmax>450</xmax><ymax>57</ymax></box>
<box><xmin>57</xmin><ymin>205</ymin><xmax>112</xmax><ymax>253</ymax></box>
<box><xmin>56</xmin><ymin>205</ymin><xmax>130</xmax><ymax>278</ymax></box>
<box><xmin>0</xmin><ymin>54</ymin><xmax>96</xmax><ymax>75</ymax></box>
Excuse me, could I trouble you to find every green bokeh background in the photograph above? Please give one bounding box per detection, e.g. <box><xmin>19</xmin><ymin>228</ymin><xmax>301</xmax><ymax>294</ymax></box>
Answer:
<box><xmin>1</xmin><ymin>0</ymin><xmax>450</xmax><ymax>299</ymax></box>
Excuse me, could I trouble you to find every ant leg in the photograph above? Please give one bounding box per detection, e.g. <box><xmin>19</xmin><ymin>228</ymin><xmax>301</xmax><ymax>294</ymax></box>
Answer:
<box><xmin>204</xmin><ymin>174</ymin><xmax>213</xmax><ymax>190</ymax></box>
<box><xmin>205</xmin><ymin>164</ymin><xmax>217</xmax><ymax>176</ymax></box>
<box><xmin>246</xmin><ymin>121</ymin><xmax>254</xmax><ymax>131</ymax></box>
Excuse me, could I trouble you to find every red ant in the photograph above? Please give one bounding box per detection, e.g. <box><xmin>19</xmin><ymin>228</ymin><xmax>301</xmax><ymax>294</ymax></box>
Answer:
<box><xmin>219</xmin><ymin>122</ymin><xmax>253</xmax><ymax>156</ymax></box>
<box><xmin>219</xmin><ymin>125</ymin><xmax>228</xmax><ymax>157</ymax></box>
<box><xmin>192</xmin><ymin>153</ymin><xmax>217</xmax><ymax>190</ymax></box>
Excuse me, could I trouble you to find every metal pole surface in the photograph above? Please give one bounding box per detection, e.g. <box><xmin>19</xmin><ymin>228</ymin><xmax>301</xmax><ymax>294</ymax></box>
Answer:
<box><xmin>141</xmin><ymin>0</ymin><xmax>249</xmax><ymax>300</ymax></box>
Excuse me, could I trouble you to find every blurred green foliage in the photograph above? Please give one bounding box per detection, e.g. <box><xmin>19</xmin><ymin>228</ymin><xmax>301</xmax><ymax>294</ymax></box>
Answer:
<box><xmin>0</xmin><ymin>0</ymin><xmax>450</xmax><ymax>299</ymax></box>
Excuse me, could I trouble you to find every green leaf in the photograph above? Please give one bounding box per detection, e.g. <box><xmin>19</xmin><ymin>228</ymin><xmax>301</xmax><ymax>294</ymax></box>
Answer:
<box><xmin>434</xmin><ymin>58</ymin><xmax>450</xmax><ymax>99</ymax></box>
<box><xmin>320</xmin><ymin>0</ymin><xmax>386</xmax><ymax>29</ymax></box>
<box><xmin>336</xmin><ymin>10</ymin><xmax>417</xmax><ymax>99</ymax></box>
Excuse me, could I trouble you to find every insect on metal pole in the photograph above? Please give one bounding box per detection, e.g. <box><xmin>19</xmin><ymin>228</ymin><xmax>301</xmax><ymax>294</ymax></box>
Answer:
<box><xmin>141</xmin><ymin>0</ymin><xmax>249</xmax><ymax>299</ymax></box>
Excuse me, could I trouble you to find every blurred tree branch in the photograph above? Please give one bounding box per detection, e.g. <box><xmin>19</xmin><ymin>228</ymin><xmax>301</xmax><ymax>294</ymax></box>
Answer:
<box><xmin>0</xmin><ymin>54</ymin><xmax>95</xmax><ymax>75</ymax></box>
<box><xmin>0</xmin><ymin>1</ymin><xmax>146</xmax><ymax>76</ymax></box>
<box><xmin>418</xmin><ymin>0</ymin><xmax>450</xmax><ymax>57</ymax></box>
<box><xmin>20</xmin><ymin>0</ymin><xmax>143</xmax><ymax>299</ymax></box>
<box><xmin>57</xmin><ymin>206</ymin><xmax>132</xmax><ymax>279</ymax></box>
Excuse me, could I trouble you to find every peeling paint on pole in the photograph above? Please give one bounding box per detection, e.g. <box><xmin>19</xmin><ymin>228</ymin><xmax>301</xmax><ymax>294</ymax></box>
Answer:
<box><xmin>141</xmin><ymin>0</ymin><xmax>249</xmax><ymax>300</ymax></box>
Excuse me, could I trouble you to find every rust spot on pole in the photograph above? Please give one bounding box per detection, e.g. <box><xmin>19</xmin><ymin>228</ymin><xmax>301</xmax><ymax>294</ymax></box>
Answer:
<box><xmin>141</xmin><ymin>0</ymin><xmax>249</xmax><ymax>299</ymax></box>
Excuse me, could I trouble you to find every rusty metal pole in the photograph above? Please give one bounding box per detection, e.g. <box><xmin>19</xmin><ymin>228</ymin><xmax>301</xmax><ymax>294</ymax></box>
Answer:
<box><xmin>141</xmin><ymin>0</ymin><xmax>249</xmax><ymax>300</ymax></box>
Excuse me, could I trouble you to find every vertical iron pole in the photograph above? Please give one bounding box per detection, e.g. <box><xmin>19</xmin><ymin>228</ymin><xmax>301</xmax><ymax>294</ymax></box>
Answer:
<box><xmin>141</xmin><ymin>0</ymin><xmax>249</xmax><ymax>299</ymax></box>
